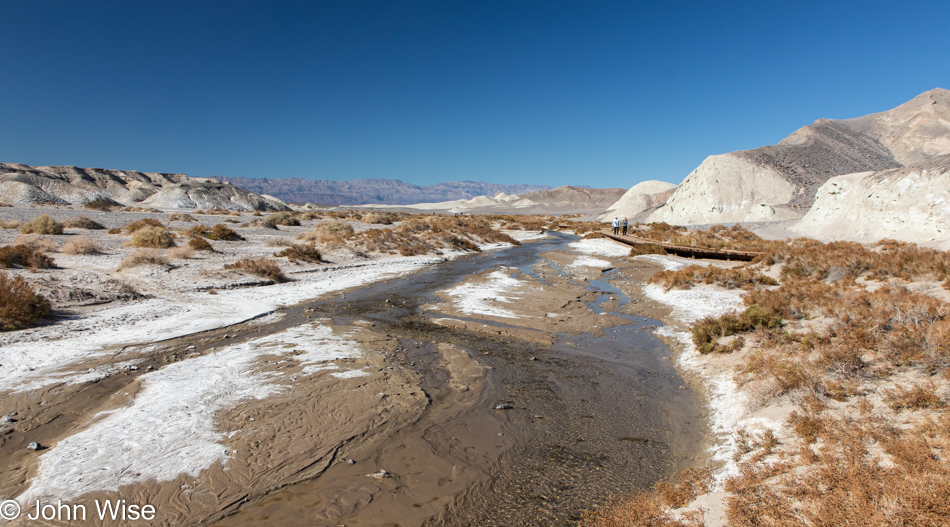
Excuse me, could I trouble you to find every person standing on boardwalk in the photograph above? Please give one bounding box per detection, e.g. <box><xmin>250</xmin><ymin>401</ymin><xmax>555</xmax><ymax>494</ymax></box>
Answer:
<box><xmin>612</xmin><ymin>217</ymin><xmax>620</xmax><ymax>235</ymax></box>
<box><xmin>622</xmin><ymin>217</ymin><xmax>628</xmax><ymax>236</ymax></box>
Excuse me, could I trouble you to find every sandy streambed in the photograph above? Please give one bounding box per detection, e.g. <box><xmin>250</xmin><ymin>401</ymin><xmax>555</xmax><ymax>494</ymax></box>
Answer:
<box><xmin>1</xmin><ymin>232</ymin><xmax>703</xmax><ymax>526</ymax></box>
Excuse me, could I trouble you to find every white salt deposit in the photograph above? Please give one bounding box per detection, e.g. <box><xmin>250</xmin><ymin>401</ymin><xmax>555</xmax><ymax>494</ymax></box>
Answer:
<box><xmin>1</xmin><ymin>257</ymin><xmax>438</xmax><ymax>393</ymax></box>
<box><xmin>442</xmin><ymin>269</ymin><xmax>532</xmax><ymax>319</ymax></box>
<box><xmin>645</xmin><ymin>279</ymin><xmax>781</xmax><ymax>485</ymax></box>
<box><xmin>568</xmin><ymin>238</ymin><xmax>629</xmax><ymax>257</ymax></box>
<box><xmin>21</xmin><ymin>322</ymin><xmax>368</xmax><ymax>502</ymax></box>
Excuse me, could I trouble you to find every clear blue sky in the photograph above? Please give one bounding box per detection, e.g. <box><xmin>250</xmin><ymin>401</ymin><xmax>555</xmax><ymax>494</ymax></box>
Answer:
<box><xmin>2</xmin><ymin>1</ymin><xmax>948</xmax><ymax>188</ymax></box>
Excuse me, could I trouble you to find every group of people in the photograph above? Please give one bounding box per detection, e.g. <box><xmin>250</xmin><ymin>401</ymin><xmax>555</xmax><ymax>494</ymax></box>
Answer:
<box><xmin>612</xmin><ymin>216</ymin><xmax>628</xmax><ymax>236</ymax></box>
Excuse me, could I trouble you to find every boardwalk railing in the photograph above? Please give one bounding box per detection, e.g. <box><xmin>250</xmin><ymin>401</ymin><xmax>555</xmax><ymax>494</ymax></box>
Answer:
<box><xmin>602</xmin><ymin>230</ymin><xmax>762</xmax><ymax>261</ymax></box>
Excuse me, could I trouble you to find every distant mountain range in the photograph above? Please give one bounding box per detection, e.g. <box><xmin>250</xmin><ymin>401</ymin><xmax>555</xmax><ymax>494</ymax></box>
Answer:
<box><xmin>209</xmin><ymin>176</ymin><xmax>554</xmax><ymax>206</ymax></box>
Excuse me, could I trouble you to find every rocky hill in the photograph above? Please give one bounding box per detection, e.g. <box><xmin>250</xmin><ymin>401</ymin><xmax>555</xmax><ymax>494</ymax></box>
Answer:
<box><xmin>211</xmin><ymin>176</ymin><xmax>553</xmax><ymax>206</ymax></box>
<box><xmin>0</xmin><ymin>164</ymin><xmax>290</xmax><ymax>211</ymax></box>
<box><xmin>792</xmin><ymin>156</ymin><xmax>950</xmax><ymax>247</ymax></box>
<box><xmin>647</xmin><ymin>88</ymin><xmax>950</xmax><ymax>225</ymax></box>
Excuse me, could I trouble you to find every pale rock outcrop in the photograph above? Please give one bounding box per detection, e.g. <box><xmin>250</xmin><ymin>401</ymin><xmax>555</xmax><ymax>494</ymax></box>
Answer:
<box><xmin>647</xmin><ymin>154</ymin><xmax>801</xmax><ymax>224</ymax></box>
<box><xmin>648</xmin><ymin>88</ymin><xmax>950</xmax><ymax>225</ymax></box>
<box><xmin>599</xmin><ymin>180</ymin><xmax>677</xmax><ymax>222</ymax></box>
<box><xmin>792</xmin><ymin>161</ymin><xmax>950</xmax><ymax>249</ymax></box>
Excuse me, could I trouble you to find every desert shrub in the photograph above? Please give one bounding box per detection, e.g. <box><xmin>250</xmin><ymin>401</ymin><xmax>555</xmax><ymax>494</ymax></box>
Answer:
<box><xmin>629</xmin><ymin>243</ymin><xmax>667</xmax><ymax>256</ymax></box>
<box><xmin>655</xmin><ymin>466</ymin><xmax>714</xmax><ymax>508</ymax></box>
<box><xmin>19</xmin><ymin>214</ymin><xmax>64</xmax><ymax>235</ymax></box>
<box><xmin>130</xmin><ymin>226</ymin><xmax>175</xmax><ymax>248</ymax></box>
<box><xmin>168</xmin><ymin>213</ymin><xmax>197</xmax><ymax>222</ymax></box>
<box><xmin>167</xmin><ymin>246</ymin><xmax>195</xmax><ymax>259</ymax></box>
<box><xmin>885</xmin><ymin>382</ymin><xmax>946</xmax><ymax>411</ymax></box>
<box><xmin>582</xmin><ymin>231</ymin><xmax>608</xmax><ymax>240</ymax></box>
<box><xmin>298</xmin><ymin>220</ymin><xmax>355</xmax><ymax>244</ymax></box>
<box><xmin>118</xmin><ymin>250</ymin><xmax>170</xmax><ymax>270</ymax></box>
<box><xmin>362</xmin><ymin>212</ymin><xmax>395</xmax><ymax>225</ymax></box>
<box><xmin>224</xmin><ymin>257</ymin><xmax>286</xmax><ymax>282</ymax></box>
<box><xmin>692</xmin><ymin>305</ymin><xmax>782</xmax><ymax>354</ymax></box>
<box><xmin>0</xmin><ymin>273</ymin><xmax>52</xmax><ymax>331</ymax></box>
<box><xmin>125</xmin><ymin>218</ymin><xmax>165</xmax><ymax>232</ymax></box>
<box><xmin>83</xmin><ymin>196</ymin><xmax>119</xmax><ymax>211</ymax></box>
<box><xmin>650</xmin><ymin>265</ymin><xmax>778</xmax><ymax>291</ymax></box>
<box><xmin>187</xmin><ymin>236</ymin><xmax>213</xmax><ymax>251</ymax></box>
<box><xmin>108</xmin><ymin>228</ymin><xmax>121</xmax><ymax>234</ymax></box>
<box><xmin>274</xmin><ymin>243</ymin><xmax>322</xmax><ymax>263</ymax></box>
<box><xmin>583</xmin><ymin>492</ymin><xmax>698</xmax><ymax>527</ymax></box>
<box><xmin>298</xmin><ymin>211</ymin><xmax>323</xmax><ymax>221</ymax></box>
<box><xmin>13</xmin><ymin>235</ymin><xmax>57</xmax><ymax>253</ymax></box>
<box><xmin>265</xmin><ymin>211</ymin><xmax>300</xmax><ymax>226</ymax></box>
<box><xmin>183</xmin><ymin>224</ymin><xmax>244</xmax><ymax>241</ymax></box>
<box><xmin>0</xmin><ymin>219</ymin><xmax>20</xmax><ymax>229</ymax></box>
<box><xmin>0</xmin><ymin>245</ymin><xmax>55</xmax><ymax>270</ymax></box>
<box><xmin>65</xmin><ymin>216</ymin><xmax>105</xmax><ymax>230</ymax></box>
<box><xmin>60</xmin><ymin>236</ymin><xmax>101</xmax><ymax>255</ymax></box>
<box><xmin>208</xmin><ymin>224</ymin><xmax>244</xmax><ymax>240</ymax></box>
<box><xmin>240</xmin><ymin>218</ymin><xmax>279</xmax><ymax>230</ymax></box>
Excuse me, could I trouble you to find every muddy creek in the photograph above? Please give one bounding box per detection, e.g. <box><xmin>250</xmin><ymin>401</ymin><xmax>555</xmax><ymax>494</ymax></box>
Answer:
<box><xmin>0</xmin><ymin>233</ymin><xmax>702</xmax><ymax>527</ymax></box>
<box><xmin>214</xmin><ymin>233</ymin><xmax>702</xmax><ymax>526</ymax></box>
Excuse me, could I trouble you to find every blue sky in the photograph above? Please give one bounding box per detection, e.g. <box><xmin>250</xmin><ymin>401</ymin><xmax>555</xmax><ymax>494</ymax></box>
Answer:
<box><xmin>2</xmin><ymin>1</ymin><xmax>948</xmax><ymax>188</ymax></box>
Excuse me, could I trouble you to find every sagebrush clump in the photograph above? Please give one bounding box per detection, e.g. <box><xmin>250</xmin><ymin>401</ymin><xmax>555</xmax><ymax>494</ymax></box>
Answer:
<box><xmin>118</xmin><ymin>250</ymin><xmax>170</xmax><ymax>270</ymax></box>
<box><xmin>224</xmin><ymin>258</ymin><xmax>286</xmax><ymax>282</ymax></box>
<box><xmin>0</xmin><ymin>273</ymin><xmax>52</xmax><ymax>331</ymax></box>
<box><xmin>131</xmin><ymin>226</ymin><xmax>175</xmax><ymax>248</ymax></box>
<box><xmin>60</xmin><ymin>236</ymin><xmax>101</xmax><ymax>255</ymax></box>
<box><xmin>65</xmin><ymin>216</ymin><xmax>106</xmax><ymax>230</ymax></box>
<box><xmin>0</xmin><ymin>244</ymin><xmax>55</xmax><ymax>270</ymax></box>
<box><xmin>274</xmin><ymin>243</ymin><xmax>322</xmax><ymax>263</ymax></box>
<box><xmin>19</xmin><ymin>214</ymin><xmax>64</xmax><ymax>235</ymax></box>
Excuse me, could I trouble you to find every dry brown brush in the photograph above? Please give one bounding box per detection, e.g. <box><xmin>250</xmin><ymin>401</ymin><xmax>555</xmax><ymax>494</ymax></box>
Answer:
<box><xmin>0</xmin><ymin>273</ymin><xmax>52</xmax><ymax>331</ymax></box>
<box><xmin>594</xmin><ymin>235</ymin><xmax>950</xmax><ymax>526</ymax></box>
<box><xmin>224</xmin><ymin>258</ymin><xmax>286</xmax><ymax>282</ymax></box>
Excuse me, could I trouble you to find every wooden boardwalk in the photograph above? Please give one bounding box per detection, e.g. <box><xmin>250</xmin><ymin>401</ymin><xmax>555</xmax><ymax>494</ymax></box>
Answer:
<box><xmin>602</xmin><ymin>230</ymin><xmax>762</xmax><ymax>261</ymax></box>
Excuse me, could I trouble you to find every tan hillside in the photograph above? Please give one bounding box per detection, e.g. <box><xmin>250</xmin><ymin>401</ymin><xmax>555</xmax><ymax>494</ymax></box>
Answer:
<box><xmin>360</xmin><ymin>185</ymin><xmax>626</xmax><ymax>215</ymax></box>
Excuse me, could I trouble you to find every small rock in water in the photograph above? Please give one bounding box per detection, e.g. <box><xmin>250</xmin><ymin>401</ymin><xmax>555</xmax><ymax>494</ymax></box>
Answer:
<box><xmin>27</xmin><ymin>441</ymin><xmax>41</xmax><ymax>451</ymax></box>
<box><xmin>346</xmin><ymin>459</ymin><xmax>356</xmax><ymax>464</ymax></box>
<box><xmin>495</xmin><ymin>404</ymin><xmax>514</xmax><ymax>410</ymax></box>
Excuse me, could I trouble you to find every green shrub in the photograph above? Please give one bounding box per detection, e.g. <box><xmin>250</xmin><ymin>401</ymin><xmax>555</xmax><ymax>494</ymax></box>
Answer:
<box><xmin>692</xmin><ymin>305</ymin><xmax>782</xmax><ymax>354</ymax></box>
